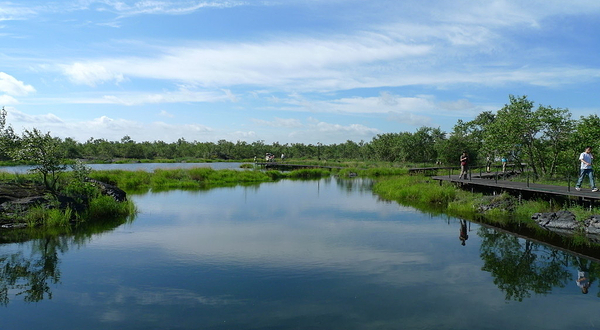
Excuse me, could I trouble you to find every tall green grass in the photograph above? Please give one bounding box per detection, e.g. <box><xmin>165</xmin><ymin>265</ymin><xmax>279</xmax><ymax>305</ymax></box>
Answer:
<box><xmin>372</xmin><ymin>174</ymin><xmax>570</xmax><ymax>227</ymax></box>
<box><xmin>88</xmin><ymin>167</ymin><xmax>335</xmax><ymax>192</ymax></box>
<box><xmin>87</xmin><ymin>195</ymin><xmax>137</xmax><ymax>220</ymax></box>
<box><xmin>24</xmin><ymin>205</ymin><xmax>74</xmax><ymax>227</ymax></box>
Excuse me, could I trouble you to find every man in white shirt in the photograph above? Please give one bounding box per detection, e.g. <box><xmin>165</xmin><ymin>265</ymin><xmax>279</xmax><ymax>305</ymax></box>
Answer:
<box><xmin>575</xmin><ymin>146</ymin><xmax>598</xmax><ymax>192</ymax></box>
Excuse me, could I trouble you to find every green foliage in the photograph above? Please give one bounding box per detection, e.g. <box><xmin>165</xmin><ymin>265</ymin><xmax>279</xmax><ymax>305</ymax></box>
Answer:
<box><xmin>11</xmin><ymin>128</ymin><xmax>67</xmax><ymax>191</ymax></box>
<box><xmin>87</xmin><ymin>195</ymin><xmax>136</xmax><ymax>220</ymax></box>
<box><xmin>24</xmin><ymin>205</ymin><xmax>73</xmax><ymax>227</ymax></box>
<box><xmin>70</xmin><ymin>160</ymin><xmax>92</xmax><ymax>182</ymax></box>
<box><xmin>286</xmin><ymin>169</ymin><xmax>330</xmax><ymax>179</ymax></box>
<box><xmin>373</xmin><ymin>175</ymin><xmax>459</xmax><ymax>207</ymax></box>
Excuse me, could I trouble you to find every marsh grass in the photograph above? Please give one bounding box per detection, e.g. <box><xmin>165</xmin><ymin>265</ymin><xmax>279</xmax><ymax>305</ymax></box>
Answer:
<box><xmin>24</xmin><ymin>205</ymin><xmax>74</xmax><ymax>227</ymax></box>
<box><xmin>87</xmin><ymin>195</ymin><xmax>137</xmax><ymax>220</ymax></box>
<box><xmin>87</xmin><ymin>167</ymin><xmax>335</xmax><ymax>192</ymax></box>
<box><xmin>373</xmin><ymin>175</ymin><xmax>460</xmax><ymax>206</ymax></box>
<box><xmin>371</xmin><ymin>174</ymin><xmax>591</xmax><ymax>228</ymax></box>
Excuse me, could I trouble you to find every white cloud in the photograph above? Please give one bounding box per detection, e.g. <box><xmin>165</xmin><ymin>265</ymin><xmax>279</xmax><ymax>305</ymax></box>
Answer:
<box><xmin>61</xmin><ymin>62</ymin><xmax>125</xmax><ymax>87</ymax></box>
<box><xmin>274</xmin><ymin>93</ymin><xmax>437</xmax><ymax>116</ymax></box>
<box><xmin>59</xmin><ymin>32</ymin><xmax>432</xmax><ymax>90</ymax></box>
<box><xmin>221</xmin><ymin>89</ymin><xmax>238</xmax><ymax>103</ymax></box>
<box><xmin>438</xmin><ymin>99</ymin><xmax>477</xmax><ymax>112</ymax></box>
<box><xmin>0</xmin><ymin>72</ymin><xmax>35</xmax><ymax>96</ymax></box>
<box><xmin>6</xmin><ymin>108</ymin><xmax>63</xmax><ymax>123</ymax></box>
<box><xmin>387</xmin><ymin>112</ymin><xmax>432</xmax><ymax>127</ymax></box>
<box><xmin>158</xmin><ymin>110</ymin><xmax>174</xmax><ymax>118</ymax></box>
<box><xmin>13</xmin><ymin>114</ymin><xmax>215</xmax><ymax>143</ymax></box>
<box><xmin>99</xmin><ymin>0</ymin><xmax>249</xmax><ymax>17</ymax></box>
<box><xmin>61</xmin><ymin>89</ymin><xmax>227</xmax><ymax>106</ymax></box>
<box><xmin>287</xmin><ymin>118</ymin><xmax>381</xmax><ymax>144</ymax></box>
<box><xmin>0</xmin><ymin>3</ymin><xmax>37</xmax><ymax>21</ymax></box>
<box><xmin>252</xmin><ymin>117</ymin><xmax>303</xmax><ymax>128</ymax></box>
<box><xmin>0</xmin><ymin>95</ymin><xmax>18</xmax><ymax>105</ymax></box>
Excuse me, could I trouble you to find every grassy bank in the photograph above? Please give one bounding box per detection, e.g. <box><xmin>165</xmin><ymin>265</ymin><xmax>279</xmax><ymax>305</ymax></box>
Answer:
<box><xmin>372</xmin><ymin>174</ymin><xmax>598</xmax><ymax>227</ymax></box>
<box><xmin>0</xmin><ymin>170</ymin><xmax>137</xmax><ymax>229</ymax></box>
<box><xmin>88</xmin><ymin>167</ymin><xmax>334</xmax><ymax>192</ymax></box>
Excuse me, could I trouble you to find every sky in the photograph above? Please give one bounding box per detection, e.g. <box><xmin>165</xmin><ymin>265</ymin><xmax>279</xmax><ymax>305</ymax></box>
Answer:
<box><xmin>1</xmin><ymin>0</ymin><xmax>600</xmax><ymax>145</ymax></box>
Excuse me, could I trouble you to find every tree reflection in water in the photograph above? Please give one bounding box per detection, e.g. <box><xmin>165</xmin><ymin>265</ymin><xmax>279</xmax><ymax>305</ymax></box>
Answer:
<box><xmin>478</xmin><ymin>226</ymin><xmax>600</xmax><ymax>301</ymax></box>
<box><xmin>0</xmin><ymin>236</ymin><xmax>69</xmax><ymax>305</ymax></box>
<box><xmin>0</xmin><ymin>210</ymin><xmax>133</xmax><ymax>306</ymax></box>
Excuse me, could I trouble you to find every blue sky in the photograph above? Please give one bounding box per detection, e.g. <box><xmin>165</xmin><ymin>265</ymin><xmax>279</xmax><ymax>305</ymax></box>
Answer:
<box><xmin>2</xmin><ymin>0</ymin><xmax>600</xmax><ymax>144</ymax></box>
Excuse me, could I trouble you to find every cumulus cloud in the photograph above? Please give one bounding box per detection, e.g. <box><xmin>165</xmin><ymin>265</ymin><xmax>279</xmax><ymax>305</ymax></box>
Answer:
<box><xmin>0</xmin><ymin>72</ymin><xmax>35</xmax><ymax>96</ymax></box>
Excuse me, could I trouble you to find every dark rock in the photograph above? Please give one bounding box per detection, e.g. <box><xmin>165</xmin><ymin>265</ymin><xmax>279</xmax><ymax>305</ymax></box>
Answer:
<box><xmin>85</xmin><ymin>178</ymin><xmax>127</xmax><ymax>202</ymax></box>
<box><xmin>476</xmin><ymin>195</ymin><xmax>516</xmax><ymax>213</ymax></box>
<box><xmin>583</xmin><ymin>215</ymin><xmax>600</xmax><ymax>235</ymax></box>
<box><xmin>532</xmin><ymin>210</ymin><xmax>579</xmax><ymax>230</ymax></box>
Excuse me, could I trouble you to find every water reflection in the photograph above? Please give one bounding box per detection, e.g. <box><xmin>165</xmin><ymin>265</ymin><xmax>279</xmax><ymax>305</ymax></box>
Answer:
<box><xmin>0</xmin><ymin>162</ymin><xmax>247</xmax><ymax>174</ymax></box>
<box><xmin>0</xmin><ymin>215</ymin><xmax>132</xmax><ymax>306</ymax></box>
<box><xmin>477</xmin><ymin>227</ymin><xmax>600</xmax><ymax>301</ymax></box>
<box><xmin>459</xmin><ymin>219</ymin><xmax>469</xmax><ymax>246</ymax></box>
<box><xmin>2</xmin><ymin>179</ymin><xmax>600</xmax><ymax>329</ymax></box>
<box><xmin>0</xmin><ymin>237</ymin><xmax>63</xmax><ymax>305</ymax></box>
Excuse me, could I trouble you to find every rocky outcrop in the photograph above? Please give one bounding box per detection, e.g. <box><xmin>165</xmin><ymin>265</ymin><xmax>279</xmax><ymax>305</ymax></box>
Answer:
<box><xmin>85</xmin><ymin>178</ymin><xmax>127</xmax><ymax>202</ymax></box>
<box><xmin>0</xmin><ymin>179</ymin><xmax>127</xmax><ymax>229</ymax></box>
<box><xmin>532</xmin><ymin>211</ymin><xmax>600</xmax><ymax>235</ymax></box>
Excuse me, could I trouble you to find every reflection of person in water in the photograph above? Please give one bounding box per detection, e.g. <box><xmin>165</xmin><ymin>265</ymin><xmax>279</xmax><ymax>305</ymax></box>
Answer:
<box><xmin>575</xmin><ymin>257</ymin><xmax>594</xmax><ymax>294</ymax></box>
<box><xmin>459</xmin><ymin>219</ymin><xmax>469</xmax><ymax>246</ymax></box>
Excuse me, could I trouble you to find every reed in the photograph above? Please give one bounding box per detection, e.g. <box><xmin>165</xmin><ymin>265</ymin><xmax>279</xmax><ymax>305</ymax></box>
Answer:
<box><xmin>87</xmin><ymin>167</ymin><xmax>337</xmax><ymax>192</ymax></box>
<box><xmin>372</xmin><ymin>174</ymin><xmax>600</xmax><ymax>230</ymax></box>
<box><xmin>87</xmin><ymin>195</ymin><xmax>137</xmax><ymax>220</ymax></box>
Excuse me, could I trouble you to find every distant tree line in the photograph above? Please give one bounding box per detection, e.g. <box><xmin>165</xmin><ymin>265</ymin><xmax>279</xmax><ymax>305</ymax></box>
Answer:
<box><xmin>1</xmin><ymin>95</ymin><xmax>598</xmax><ymax>178</ymax></box>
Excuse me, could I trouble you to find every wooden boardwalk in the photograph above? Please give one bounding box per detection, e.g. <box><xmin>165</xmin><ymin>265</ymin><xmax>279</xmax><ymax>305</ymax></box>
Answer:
<box><xmin>432</xmin><ymin>172</ymin><xmax>600</xmax><ymax>202</ymax></box>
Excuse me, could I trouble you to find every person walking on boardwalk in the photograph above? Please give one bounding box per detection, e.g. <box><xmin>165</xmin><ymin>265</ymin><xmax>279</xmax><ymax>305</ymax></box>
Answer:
<box><xmin>575</xmin><ymin>146</ymin><xmax>598</xmax><ymax>192</ymax></box>
<box><xmin>459</xmin><ymin>151</ymin><xmax>469</xmax><ymax>179</ymax></box>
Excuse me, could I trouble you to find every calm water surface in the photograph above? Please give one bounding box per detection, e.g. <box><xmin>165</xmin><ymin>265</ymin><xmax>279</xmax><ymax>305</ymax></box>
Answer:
<box><xmin>0</xmin><ymin>162</ymin><xmax>247</xmax><ymax>173</ymax></box>
<box><xmin>1</xmin><ymin>177</ymin><xmax>600</xmax><ymax>329</ymax></box>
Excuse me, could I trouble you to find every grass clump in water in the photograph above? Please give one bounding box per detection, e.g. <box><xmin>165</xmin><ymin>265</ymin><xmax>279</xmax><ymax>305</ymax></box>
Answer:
<box><xmin>373</xmin><ymin>174</ymin><xmax>462</xmax><ymax>207</ymax></box>
<box><xmin>87</xmin><ymin>195</ymin><xmax>137</xmax><ymax>220</ymax></box>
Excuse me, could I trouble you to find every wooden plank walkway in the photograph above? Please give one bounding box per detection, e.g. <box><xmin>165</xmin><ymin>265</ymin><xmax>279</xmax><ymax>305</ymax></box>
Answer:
<box><xmin>432</xmin><ymin>173</ymin><xmax>600</xmax><ymax>201</ymax></box>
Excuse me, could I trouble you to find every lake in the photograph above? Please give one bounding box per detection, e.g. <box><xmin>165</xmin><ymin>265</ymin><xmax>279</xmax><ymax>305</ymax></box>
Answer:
<box><xmin>0</xmin><ymin>162</ymin><xmax>248</xmax><ymax>174</ymax></box>
<box><xmin>1</xmin><ymin>175</ymin><xmax>600</xmax><ymax>329</ymax></box>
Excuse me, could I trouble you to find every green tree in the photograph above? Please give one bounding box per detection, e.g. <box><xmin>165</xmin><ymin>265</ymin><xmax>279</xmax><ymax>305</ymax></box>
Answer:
<box><xmin>535</xmin><ymin>105</ymin><xmax>574</xmax><ymax>176</ymax></box>
<box><xmin>484</xmin><ymin>95</ymin><xmax>540</xmax><ymax>175</ymax></box>
<box><xmin>0</xmin><ymin>107</ymin><xmax>18</xmax><ymax>160</ymax></box>
<box><xmin>570</xmin><ymin>114</ymin><xmax>600</xmax><ymax>174</ymax></box>
<box><xmin>12</xmin><ymin>128</ymin><xmax>67</xmax><ymax>191</ymax></box>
